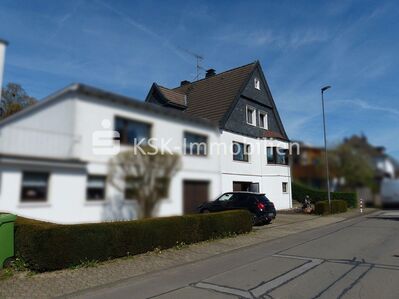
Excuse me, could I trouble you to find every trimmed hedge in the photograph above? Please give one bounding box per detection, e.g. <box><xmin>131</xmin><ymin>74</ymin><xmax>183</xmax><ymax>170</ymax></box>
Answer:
<box><xmin>315</xmin><ymin>200</ymin><xmax>348</xmax><ymax>215</ymax></box>
<box><xmin>15</xmin><ymin>210</ymin><xmax>252</xmax><ymax>271</ymax></box>
<box><xmin>292</xmin><ymin>182</ymin><xmax>357</xmax><ymax>208</ymax></box>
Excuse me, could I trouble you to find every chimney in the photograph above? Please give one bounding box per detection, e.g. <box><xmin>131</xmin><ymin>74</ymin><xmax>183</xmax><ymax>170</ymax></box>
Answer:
<box><xmin>180</xmin><ymin>80</ymin><xmax>190</xmax><ymax>86</ymax></box>
<box><xmin>205</xmin><ymin>68</ymin><xmax>216</xmax><ymax>78</ymax></box>
<box><xmin>0</xmin><ymin>39</ymin><xmax>8</xmax><ymax>99</ymax></box>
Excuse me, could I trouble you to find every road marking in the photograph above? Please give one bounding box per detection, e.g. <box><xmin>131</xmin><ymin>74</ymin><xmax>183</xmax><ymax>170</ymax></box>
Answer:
<box><xmin>194</xmin><ymin>282</ymin><xmax>253</xmax><ymax>298</ymax></box>
<box><xmin>194</xmin><ymin>254</ymin><xmax>323</xmax><ymax>298</ymax></box>
<box><xmin>250</xmin><ymin>255</ymin><xmax>323</xmax><ymax>298</ymax></box>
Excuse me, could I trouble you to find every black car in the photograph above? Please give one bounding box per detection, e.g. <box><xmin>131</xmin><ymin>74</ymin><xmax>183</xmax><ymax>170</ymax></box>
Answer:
<box><xmin>198</xmin><ymin>192</ymin><xmax>276</xmax><ymax>225</ymax></box>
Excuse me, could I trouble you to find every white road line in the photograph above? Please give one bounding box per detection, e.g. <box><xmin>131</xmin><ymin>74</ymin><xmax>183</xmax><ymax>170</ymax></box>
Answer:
<box><xmin>194</xmin><ymin>282</ymin><xmax>252</xmax><ymax>299</ymax></box>
<box><xmin>250</xmin><ymin>255</ymin><xmax>323</xmax><ymax>298</ymax></box>
<box><xmin>194</xmin><ymin>254</ymin><xmax>324</xmax><ymax>298</ymax></box>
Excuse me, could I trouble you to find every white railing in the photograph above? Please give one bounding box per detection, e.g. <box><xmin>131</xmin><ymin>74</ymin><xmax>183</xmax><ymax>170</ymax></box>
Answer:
<box><xmin>0</xmin><ymin>126</ymin><xmax>81</xmax><ymax>159</ymax></box>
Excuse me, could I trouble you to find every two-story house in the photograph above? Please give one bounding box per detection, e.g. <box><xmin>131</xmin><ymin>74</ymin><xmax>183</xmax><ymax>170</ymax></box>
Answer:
<box><xmin>0</xmin><ymin>61</ymin><xmax>292</xmax><ymax>223</ymax></box>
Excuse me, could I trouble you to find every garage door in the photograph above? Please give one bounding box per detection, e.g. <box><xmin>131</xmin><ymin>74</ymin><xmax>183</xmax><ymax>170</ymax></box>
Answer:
<box><xmin>183</xmin><ymin>180</ymin><xmax>209</xmax><ymax>214</ymax></box>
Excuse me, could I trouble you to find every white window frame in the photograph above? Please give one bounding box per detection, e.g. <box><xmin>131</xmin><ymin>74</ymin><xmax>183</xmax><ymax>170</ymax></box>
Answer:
<box><xmin>254</xmin><ymin>77</ymin><xmax>261</xmax><ymax>90</ymax></box>
<box><xmin>258</xmin><ymin>110</ymin><xmax>268</xmax><ymax>129</ymax></box>
<box><xmin>282</xmin><ymin>182</ymin><xmax>288</xmax><ymax>193</ymax></box>
<box><xmin>232</xmin><ymin>141</ymin><xmax>251</xmax><ymax>163</ymax></box>
<box><xmin>20</xmin><ymin>171</ymin><xmax>50</xmax><ymax>203</ymax></box>
<box><xmin>246</xmin><ymin>105</ymin><xmax>256</xmax><ymax>126</ymax></box>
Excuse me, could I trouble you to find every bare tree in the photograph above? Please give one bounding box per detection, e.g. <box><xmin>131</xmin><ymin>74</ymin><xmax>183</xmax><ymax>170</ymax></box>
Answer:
<box><xmin>108</xmin><ymin>146</ymin><xmax>181</xmax><ymax>219</ymax></box>
<box><xmin>1</xmin><ymin>83</ymin><xmax>37</xmax><ymax>119</ymax></box>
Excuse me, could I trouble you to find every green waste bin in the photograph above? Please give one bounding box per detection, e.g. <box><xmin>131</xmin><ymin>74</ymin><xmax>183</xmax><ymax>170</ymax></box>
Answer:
<box><xmin>0</xmin><ymin>214</ymin><xmax>17</xmax><ymax>269</ymax></box>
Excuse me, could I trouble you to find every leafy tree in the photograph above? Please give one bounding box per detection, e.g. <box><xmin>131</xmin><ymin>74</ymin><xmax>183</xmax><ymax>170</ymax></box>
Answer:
<box><xmin>328</xmin><ymin>143</ymin><xmax>375</xmax><ymax>192</ymax></box>
<box><xmin>108</xmin><ymin>146</ymin><xmax>181</xmax><ymax>219</ymax></box>
<box><xmin>1</xmin><ymin>83</ymin><xmax>37</xmax><ymax>119</ymax></box>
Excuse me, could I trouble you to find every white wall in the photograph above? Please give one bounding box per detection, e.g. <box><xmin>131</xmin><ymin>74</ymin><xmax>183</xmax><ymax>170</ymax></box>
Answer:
<box><xmin>0</xmin><ymin>164</ymin><xmax>91</xmax><ymax>224</ymax></box>
<box><xmin>0</xmin><ymin>94</ymin><xmax>222</xmax><ymax>223</ymax></box>
<box><xmin>0</xmin><ymin>95</ymin><xmax>78</xmax><ymax>158</ymax></box>
<box><xmin>220</xmin><ymin>131</ymin><xmax>292</xmax><ymax>209</ymax></box>
<box><xmin>73</xmin><ymin>95</ymin><xmax>221</xmax><ymax>217</ymax></box>
<box><xmin>0</xmin><ymin>91</ymin><xmax>292</xmax><ymax>223</ymax></box>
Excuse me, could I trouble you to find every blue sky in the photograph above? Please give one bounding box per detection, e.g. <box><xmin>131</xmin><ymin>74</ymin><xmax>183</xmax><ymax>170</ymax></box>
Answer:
<box><xmin>1</xmin><ymin>0</ymin><xmax>398</xmax><ymax>159</ymax></box>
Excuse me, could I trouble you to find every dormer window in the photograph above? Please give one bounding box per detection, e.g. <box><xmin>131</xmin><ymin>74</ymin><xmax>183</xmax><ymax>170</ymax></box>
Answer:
<box><xmin>246</xmin><ymin>106</ymin><xmax>256</xmax><ymax>126</ymax></box>
<box><xmin>254</xmin><ymin>77</ymin><xmax>261</xmax><ymax>90</ymax></box>
<box><xmin>259</xmin><ymin>111</ymin><xmax>268</xmax><ymax>129</ymax></box>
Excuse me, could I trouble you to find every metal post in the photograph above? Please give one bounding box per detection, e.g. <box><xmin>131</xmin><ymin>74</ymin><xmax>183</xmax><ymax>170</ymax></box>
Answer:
<box><xmin>360</xmin><ymin>198</ymin><xmax>363</xmax><ymax>213</ymax></box>
<box><xmin>321</xmin><ymin>86</ymin><xmax>331</xmax><ymax>212</ymax></box>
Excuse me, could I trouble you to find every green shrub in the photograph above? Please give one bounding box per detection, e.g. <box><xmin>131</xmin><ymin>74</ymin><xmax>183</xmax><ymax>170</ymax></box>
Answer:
<box><xmin>15</xmin><ymin>210</ymin><xmax>252</xmax><ymax>272</ymax></box>
<box><xmin>292</xmin><ymin>182</ymin><xmax>357</xmax><ymax>208</ymax></box>
<box><xmin>314</xmin><ymin>200</ymin><xmax>348</xmax><ymax>215</ymax></box>
<box><xmin>315</xmin><ymin>201</ymin><xmax>329</xmax><ymax>215</ymax></box>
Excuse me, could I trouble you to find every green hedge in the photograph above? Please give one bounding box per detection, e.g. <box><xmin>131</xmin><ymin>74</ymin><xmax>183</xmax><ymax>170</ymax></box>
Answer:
<box><xmin>15</xmin><ymin>210</ymin><xmax>252</xmax><ymax>271</ymax></box>
<box><xmin>292</xmin><ymin>182</ymin><xmax>357</xmax><ymax>208</ymax></box>
<box><xmin>315</xmin><ymin>200</ymin><xmax>348</xmax><ymax>215</ymax></box>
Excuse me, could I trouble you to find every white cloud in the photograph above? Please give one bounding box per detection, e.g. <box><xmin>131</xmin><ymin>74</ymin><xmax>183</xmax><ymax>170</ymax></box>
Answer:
<box><xmin>330</xmin><ymin>99</ymin><xmax>399</xmax><ymax>117</ymax></box>
<box><xmin>215</xmin><ymin>28</ymin><xmax>330</xmax><ymax>49</ymax></box>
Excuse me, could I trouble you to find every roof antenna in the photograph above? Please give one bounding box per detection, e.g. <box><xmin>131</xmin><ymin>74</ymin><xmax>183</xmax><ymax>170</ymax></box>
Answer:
<box><xmin>180</xmin><ymin>48</ymin><xmax>205</xmax><ymax>80</ymax></box>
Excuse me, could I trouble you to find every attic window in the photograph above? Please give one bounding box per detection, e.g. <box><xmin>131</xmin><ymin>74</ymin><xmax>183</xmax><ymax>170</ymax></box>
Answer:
<box><xmin>254</xmin><ymin>77</ymin><xmax>261</xmax><ymax>90</ymax></box>
<box><xmin>246</xmin><ymin>106</ymin><xmax>256</xmax><ymax>126</ymax></box>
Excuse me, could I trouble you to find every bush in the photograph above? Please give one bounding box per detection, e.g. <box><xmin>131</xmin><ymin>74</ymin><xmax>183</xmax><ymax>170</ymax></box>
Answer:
<box><xmin>15</xmin><ymin>210</ymin><xmax>252</xmax><ymax>271</ymax></box>
<box><xmin>292</xmin><ymin>182</ymin><xmax>357</xmax><ymax>208</ymax></box>
<box><xmin>314</xmin><ymin>200</ymin><xmax>348</xmax><ymax>215</ymax></box>
<box><xmin>315</xmin><ymin>201</ymin><xmax>329</xmax><ymax>215</ymax></box>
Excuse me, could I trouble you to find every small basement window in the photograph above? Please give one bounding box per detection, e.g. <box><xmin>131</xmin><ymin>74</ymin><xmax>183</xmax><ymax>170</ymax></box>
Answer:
<box><xmin>246</xmin><ymin>106</ymin><xmax>256</xmax><ymax>126</ymax></box>
<box><xmin>87</xmin><ymin>175</ymin><xmax>106</xmax><ymax>201</ymax></box>
<box><xmin>254</xmin><ymin>77</ymin><xmax>261</xmax><ymax>90</ymax></box>
<box><xmin>21</xmin><ymin>172</ymin><xmax>49</xmax><ymax>202</ymax></box>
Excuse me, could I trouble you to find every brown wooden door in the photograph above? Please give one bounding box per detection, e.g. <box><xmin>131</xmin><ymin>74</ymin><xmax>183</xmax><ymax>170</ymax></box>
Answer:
<box><xmin>183</xmin><ymin>180</ymin><xmax>209</xmax><ymax>214</ymax></box>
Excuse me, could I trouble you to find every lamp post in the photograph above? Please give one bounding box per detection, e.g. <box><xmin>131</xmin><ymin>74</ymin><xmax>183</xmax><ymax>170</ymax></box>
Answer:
<box><xmin>321</xmin><ymin>85</ymin><xmax>331</xmax><ymax>211</ymax></box>
<box><xmin>0</xmin><ymin>39</ymin><xmax>8</xmax><ymax>100</ymax></box>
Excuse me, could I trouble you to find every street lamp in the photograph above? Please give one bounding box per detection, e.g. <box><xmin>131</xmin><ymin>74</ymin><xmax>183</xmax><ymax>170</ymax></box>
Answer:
<box><xmin>321</xmin><ymin>85</ymin><xmax>331</xmax><ymax>211</ymax></box>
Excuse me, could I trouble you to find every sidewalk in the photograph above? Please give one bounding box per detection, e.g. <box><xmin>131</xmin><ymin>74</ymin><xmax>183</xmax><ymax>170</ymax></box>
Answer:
<box><xmin>0</xmin><ymin>208</ymin><xmax>378</xmax><ymax>299</ymax></box>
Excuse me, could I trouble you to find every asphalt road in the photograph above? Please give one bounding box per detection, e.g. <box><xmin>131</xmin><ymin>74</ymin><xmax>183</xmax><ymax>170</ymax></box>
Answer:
<box><xmin>75</xmin><ymin>210</ymin><xmax>399</xmax><ymax>299</ymax></box>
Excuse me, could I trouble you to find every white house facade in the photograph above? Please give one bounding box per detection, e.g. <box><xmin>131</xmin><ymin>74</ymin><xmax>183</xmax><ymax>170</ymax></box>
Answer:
<box><xmin>0</xmin><ymin>62</ymin><xmax>292</xmax><ymax>223</ymax></box>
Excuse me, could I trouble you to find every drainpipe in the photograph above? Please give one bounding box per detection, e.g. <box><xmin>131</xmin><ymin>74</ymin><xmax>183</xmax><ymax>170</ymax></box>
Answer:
<box><xmin>0</xmin><ymin>39</ymin><xmax>8</xmax><ymax>100</ymax></box>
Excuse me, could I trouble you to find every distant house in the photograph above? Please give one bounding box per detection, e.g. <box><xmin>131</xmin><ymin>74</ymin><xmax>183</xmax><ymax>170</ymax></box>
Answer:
<box><xmin>292</xmin><ymin>143</ymin><xmax>326</xmax><ymax>189</ymax></box>
<box><xmin>0</xmin><ymin>61</ymin><xmax>292</xmax><ymax>223</ymax></box>
<box><xmin>292</xmin><ymin>135</ymin><xmax>397</xmax><ymax>192</ymax></box>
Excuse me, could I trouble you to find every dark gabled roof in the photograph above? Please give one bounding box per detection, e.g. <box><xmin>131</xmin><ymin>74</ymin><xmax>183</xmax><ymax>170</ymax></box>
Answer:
<box><xmin>156</xmin><ymin>84</ymin><xmax>187</xmax><ymax>108</ymax></box>
<box><xmin>0</xmin><ymin>83</ymin><xmax>216</xmax><ymax>130</ymax></box>
<box><xmin>171</xmin><ymin>62</ymin><xmax>257</xmax><ymax>125</ymax></box>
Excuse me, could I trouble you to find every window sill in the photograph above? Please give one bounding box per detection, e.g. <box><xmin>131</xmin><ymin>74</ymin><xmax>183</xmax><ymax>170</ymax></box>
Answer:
<box><xmin>18</xmin><ymin>202</ymin><xmax>51</xmax><ymax>208</ymax></box>
<box><xmin>233</xmin><ymin>159</ymin><xmax>251</xmax><ymax>163</ymax></box>
<box><xmin>85</xmin><ymin>200</ymin><xmax>107</xmax><ymax>205</ymax></box>
<box><xmin>184</xmin><ymin>154</ymin><xmax>208</xmax><ymax>158</ymax></box>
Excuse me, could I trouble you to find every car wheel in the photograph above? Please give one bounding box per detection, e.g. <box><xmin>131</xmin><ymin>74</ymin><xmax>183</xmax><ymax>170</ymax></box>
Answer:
<box><xmin>251</xmin><ymin>213</ymin><xmax>258</xmax><ymax>225</ymax></box>
<box><xmin>201</xmin><ymin>209</ymin><xmax>210</xmax><ymax>214</ymax></box>
<box><xmin>263</xmin><ymin>218</ymin><xmax>272</xmax><ymax>225</ymax></box>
